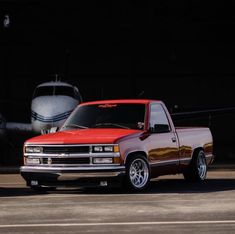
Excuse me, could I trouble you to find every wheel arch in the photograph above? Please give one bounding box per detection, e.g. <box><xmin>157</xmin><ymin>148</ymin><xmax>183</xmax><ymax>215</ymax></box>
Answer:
<box><xmin>183</xmin><ymin>146</ymin><xmax>207</xmax><ymax>182</ymax></box>
<box><xmin>124</xmin><ymin>151</ymin><xmax>148</xmax><ymax>165</ymax></box>
<box><xmin>191</xmin><ymin>147</ymin><xmax>204</xmax><ymax>160</ymax></box>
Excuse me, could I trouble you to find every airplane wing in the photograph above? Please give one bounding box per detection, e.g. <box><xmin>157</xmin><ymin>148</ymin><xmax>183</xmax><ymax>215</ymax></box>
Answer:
<box><xmin>5</xmin><ymin>122</ymin><xmax>32</xmax><ymax>132</ymax></box>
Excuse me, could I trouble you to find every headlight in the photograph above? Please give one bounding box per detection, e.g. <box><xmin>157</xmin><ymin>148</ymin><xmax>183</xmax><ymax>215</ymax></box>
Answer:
<box><xmin>103</xmin><ymin>146</ymin><xmax>113</xmax><ymax>152</ymax></box>
<box><xmin>92</xmin><ymin>145</ymin><xmax>119</xmax><ymax>153</ymax></box>
<box><xmin>25</xmin><ymin>158</ymin><xmax>40</xmax><ymax>165</ymax></box>
<box><xmin>93</xmin><ymin>157</ymin><xmax>113</xmax><ymax>164</ymax></box>
<box><xmin>25</xmin><ymin>146</ymin><xmax>43</xmax><ymax>154</ymax></box>
<box><xmin>93</xmin><ymin>146</ymin><xmax>104</xmax><ymax>152</ymax></box>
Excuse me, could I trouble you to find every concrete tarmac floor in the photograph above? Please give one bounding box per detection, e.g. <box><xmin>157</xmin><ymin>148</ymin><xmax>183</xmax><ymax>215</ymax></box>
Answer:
<box><xmin>0</xmin><ymin>170</ymin><xmax>235</xmax><ymax>233</ymax></box>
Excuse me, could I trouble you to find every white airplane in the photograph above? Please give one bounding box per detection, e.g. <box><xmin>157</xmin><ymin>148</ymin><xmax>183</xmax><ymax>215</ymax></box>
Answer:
<box><xmin>2</xmin><ymin>80</ymin><xmax>82</xmax><ymax>135</ymax></box>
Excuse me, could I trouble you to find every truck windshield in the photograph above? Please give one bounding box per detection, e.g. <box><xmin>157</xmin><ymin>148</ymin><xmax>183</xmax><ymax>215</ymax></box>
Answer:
<box><xmin>62</xmin><ymin>104</ymin><xmax>146</xmax><ymax>130</ymax></box>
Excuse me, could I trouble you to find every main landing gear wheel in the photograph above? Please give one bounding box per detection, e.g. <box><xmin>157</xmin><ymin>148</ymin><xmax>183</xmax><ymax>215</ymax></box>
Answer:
<box><xmin>125</xmin><ymin>155</ymin><xmax>150</xmax><ymax>191</ymax></box>
<box><xmin>183</xmin><ymin>150</ymin><xmax>207</xmax><ymax>182</ymax></box>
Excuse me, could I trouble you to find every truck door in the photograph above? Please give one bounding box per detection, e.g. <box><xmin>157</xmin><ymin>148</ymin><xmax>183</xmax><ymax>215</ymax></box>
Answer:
<box><xmin>147</xmin><ymin>103</ymin><xmax>180</xmax><ymax>175</ymax></box>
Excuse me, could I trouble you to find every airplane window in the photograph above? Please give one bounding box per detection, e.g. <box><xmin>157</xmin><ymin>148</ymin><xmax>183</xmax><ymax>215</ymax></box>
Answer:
<box><xmin>33</xmin><ymin>86</ymin><xmax>54</xmax><ymax>98</ymax></box>
<box><xmin>74</xmin><ymin>88</ymin><xmax>82</xmax><ymax>102</ymax></box>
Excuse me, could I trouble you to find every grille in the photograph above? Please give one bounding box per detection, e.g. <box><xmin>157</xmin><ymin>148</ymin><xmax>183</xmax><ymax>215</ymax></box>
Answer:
<box><xmin>42</xmin><ymin>157</ymin><xmax>90</xmax><ymax>165</ymax></box>
<box><xmin>43</xmin><ymin>146</ymin><xmax>90</xmax><ymax>154</ymax></box>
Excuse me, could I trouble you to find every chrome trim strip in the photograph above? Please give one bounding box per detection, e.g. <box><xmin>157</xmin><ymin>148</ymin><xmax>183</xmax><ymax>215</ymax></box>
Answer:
<box><xmin>149</xmin><ymin>157</ymin><xmax>196</xmax><ymax>167</ymax></box>
<box><xmin>27</xmin><ymin>163</ymin><xmax>121</xmax><ymax>167</ymax></box>
<box><xmin>25</xmin><ymin>153</ymin><xmax>120</xmax><ymax>157</ymax></box>
<box><xmin>20</xmin><ymin>165</ymin><xmax>125</xmax><ymax>172</ymax></box>
<box><xmin>179</xmin><ymin>154</ymin><xmax>213</xmax><ymax>162</ymax></box>
<box><xmin>150</xmin><ymin>159</ymin><xmax>179</xmax><ymax>167</ymax></box>
<box><xmin>58</xmin><ymin>172</ymin><xmax>124</xmax><ymax>180</ymax></box>
<box><xmin>179</xmin><ymin>158</ymin><xmax>191</xmax><ymax>162</ymax></box>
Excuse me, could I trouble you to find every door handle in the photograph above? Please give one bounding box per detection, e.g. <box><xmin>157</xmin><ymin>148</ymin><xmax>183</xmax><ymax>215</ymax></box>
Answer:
<box><xmin>171</xmin><ymin>137</ymin><xmax>176</xmax><ymax>143</ymax></box>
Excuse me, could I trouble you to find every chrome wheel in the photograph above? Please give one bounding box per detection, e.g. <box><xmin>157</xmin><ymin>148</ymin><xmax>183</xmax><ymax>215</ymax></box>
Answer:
<box><xmin>197</xmin><ymin>151</ymin><xmax>207</xmax><ymax>180</ymax></box>
<box><xmin>129</xmin><ymin>158</ymin><xmax>149</xmax><ymax>189</ymax></box>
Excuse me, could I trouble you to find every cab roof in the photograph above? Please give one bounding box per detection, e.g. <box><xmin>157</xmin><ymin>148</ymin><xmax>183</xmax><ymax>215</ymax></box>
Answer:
<box><xmin>80</xmin><ymin>99</ymin><xmax>161</xmax><ymax>106</ymax></box>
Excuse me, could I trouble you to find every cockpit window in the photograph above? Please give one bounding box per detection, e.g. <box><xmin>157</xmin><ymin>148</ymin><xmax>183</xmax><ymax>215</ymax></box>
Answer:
<box><xmin>33</xmin><ymin>86</ymin><xmax>77</xmax><ymax>99</ymax></box>
<box><xmin>33</xmin><ymin>86</ymin><xmax>54</xmax><ymax>97</ymax></box>
<box><xmin>54</xmin><ymin>86</ymin><xmax>74</xmax><ymax>97</ymax></box>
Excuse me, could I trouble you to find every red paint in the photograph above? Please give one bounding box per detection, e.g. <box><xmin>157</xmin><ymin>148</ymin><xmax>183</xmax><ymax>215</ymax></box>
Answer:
<box><xmin>22</xmin><ymin>99</ymin><xmax>214</xmax><ymax>189</ymax></box>
<box><xmin>79</xmin><ymin>99</ymin><xmax>155</xmax><ymax>106</ymax></box>
<box><xmin>26</xmin><ymin>128</ymin><xmax>142</xmax><ymax>145</ymax></box>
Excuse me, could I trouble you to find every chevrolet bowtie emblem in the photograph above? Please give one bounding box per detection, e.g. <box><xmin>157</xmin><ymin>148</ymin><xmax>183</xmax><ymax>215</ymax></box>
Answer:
<box><xmin>48</xmin><ymin>158</ymin><xmax>52</xmax><ymax>165</ymax></box>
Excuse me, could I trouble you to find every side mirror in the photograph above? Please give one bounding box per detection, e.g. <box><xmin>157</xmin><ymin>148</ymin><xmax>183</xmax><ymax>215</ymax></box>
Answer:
<box><xmin>150</xmin><ymin>124</ymin><xmax>170</xmax><ymax>133</ymax></box>
<box><xmin>49</xmin><ymin>127</ymin><xmax>59</xmax><ymax>133</ymax></box>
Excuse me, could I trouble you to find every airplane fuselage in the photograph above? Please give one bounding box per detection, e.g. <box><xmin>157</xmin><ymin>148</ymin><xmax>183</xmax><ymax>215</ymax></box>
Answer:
<box><xmin>31</xmin><ymin>95</ymin><xmax>79</xmax><ymax>134</ymax></box>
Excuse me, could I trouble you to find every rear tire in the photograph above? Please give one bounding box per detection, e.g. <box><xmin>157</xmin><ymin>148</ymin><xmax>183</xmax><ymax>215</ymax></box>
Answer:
<box><xmin>183</xmin><ymin>150</ymin><xmax>207</xmax><ymax>182</ymax></box>
<box><xmin>124</xmin><ymin>155</ymin><xmax>150</xmax><ymax>192</ymax></box>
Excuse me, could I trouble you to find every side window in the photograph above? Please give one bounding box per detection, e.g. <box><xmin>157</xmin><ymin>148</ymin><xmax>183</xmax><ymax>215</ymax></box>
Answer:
<box><xmin>149</xmin><ymin>104</ymin><xmax>170</xmax><ymax>133</ymax></box>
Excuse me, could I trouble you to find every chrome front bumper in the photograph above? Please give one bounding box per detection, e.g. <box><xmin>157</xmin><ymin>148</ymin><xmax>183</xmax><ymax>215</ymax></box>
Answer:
<box><xmin>20</xmin><ymin>166</ymin><xmax>126</xmax><ymax>187</ymax></box>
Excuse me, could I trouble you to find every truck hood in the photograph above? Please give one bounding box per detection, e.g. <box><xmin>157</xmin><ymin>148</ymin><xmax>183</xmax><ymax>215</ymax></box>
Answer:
<box><xmin>26</xmin><ymin>128</ymin><xmax>142</xmax><ymax>145</ymax></box>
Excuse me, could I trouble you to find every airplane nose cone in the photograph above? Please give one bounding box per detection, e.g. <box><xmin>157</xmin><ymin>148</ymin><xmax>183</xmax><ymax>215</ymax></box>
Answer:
<box><xmin>31</xmin><ymin>96</ymin><xmax>79</xmax><ymax>133</ymax></box>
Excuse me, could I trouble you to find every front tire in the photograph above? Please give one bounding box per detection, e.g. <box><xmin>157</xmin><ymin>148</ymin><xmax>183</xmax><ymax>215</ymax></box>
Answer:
<box><xmin>124</xmin><ymin>155</ymin><xmax>150</xmax><ymax>191</ymax></box>
<box><xmin>183</xmin><ymin>150</ymin><xmax>207</xmax><ymax>182</ymax></box>
<box><xmin>30</xmin><ymin>185</ymin><xmax>56</xmax><ymax>192</ymax></box>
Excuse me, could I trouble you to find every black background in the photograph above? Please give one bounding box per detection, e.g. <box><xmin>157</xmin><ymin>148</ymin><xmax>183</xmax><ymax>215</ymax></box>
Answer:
<box><xmin>1</xmin><ymin>1</ymin><xmax>235</xmax><ymax>165</ymax></box>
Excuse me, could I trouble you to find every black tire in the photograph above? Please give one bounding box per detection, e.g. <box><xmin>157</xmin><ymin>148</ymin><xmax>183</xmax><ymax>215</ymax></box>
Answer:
<box><xmin>30</xmin><ymin>185</ymin><xmax>56</xmax><ymax>192</ymax></box>
<box><xmin>124</xmin><ymin>155</ymin><xmax>150</xmax><ymax>192</ymax></box>
<box><xmin>183</xmin><ymin>150</ymin><xmax>207</xmax><ymax>182</ymax></box>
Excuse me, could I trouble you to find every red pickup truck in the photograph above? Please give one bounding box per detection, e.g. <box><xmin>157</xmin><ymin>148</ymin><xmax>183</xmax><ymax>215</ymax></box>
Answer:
<box><xmin>21</xmin><ymin>99</ymin><xmax>214</xmax><ymax>191</ymax></box>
